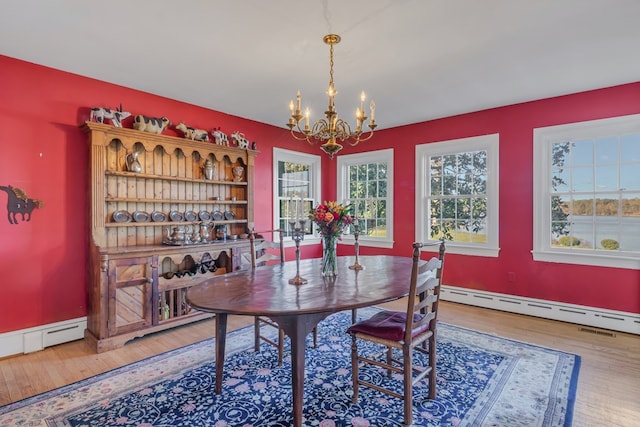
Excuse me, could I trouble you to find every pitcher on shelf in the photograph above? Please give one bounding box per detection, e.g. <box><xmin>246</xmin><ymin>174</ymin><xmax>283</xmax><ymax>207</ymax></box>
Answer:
<box><xmin>126</xmin><ymin>150</ymin><xmax>142</xmax><ymax>173</ymax></box>
<box><xmin>203</xmin><ymin>159</ymin><xmax>216</xmax><ymax>180</ymax></box>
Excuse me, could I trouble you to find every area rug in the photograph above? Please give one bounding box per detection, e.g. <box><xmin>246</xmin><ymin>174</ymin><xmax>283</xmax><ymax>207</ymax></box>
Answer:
<box><xmin>0</xmin><ymin>307</ymin><xmax>580</xmax><ymax>426</ymax></box>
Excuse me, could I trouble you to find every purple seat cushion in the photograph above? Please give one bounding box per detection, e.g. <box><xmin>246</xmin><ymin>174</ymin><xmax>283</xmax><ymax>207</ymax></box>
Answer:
<box><xmin>347</xmin><ymin>311</ymin><xmax>429</xmax><ymax>341</ymax></box>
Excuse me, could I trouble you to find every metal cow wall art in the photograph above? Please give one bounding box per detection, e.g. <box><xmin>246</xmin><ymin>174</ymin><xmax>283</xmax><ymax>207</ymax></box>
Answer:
<box><xmin>0</xmin><ymin>185</ymin><xmax>44</xmax><ymax>224</ymax></box>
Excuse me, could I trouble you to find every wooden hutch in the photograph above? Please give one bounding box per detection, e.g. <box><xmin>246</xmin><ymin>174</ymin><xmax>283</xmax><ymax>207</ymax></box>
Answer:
<box><xmin>82</xmin><ymin>122</ymin><xmax>257</xmax><ymax>352</ymax></box>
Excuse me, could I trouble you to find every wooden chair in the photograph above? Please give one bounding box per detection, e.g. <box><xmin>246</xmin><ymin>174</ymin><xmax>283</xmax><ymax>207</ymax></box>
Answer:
<box><xmin>247</xmin><ymin>229</ymin><xmax>316</xmax><ymax>365</ymax></box>
<box><xmin>347</xmin><ymin>240</ymin><xmax>445</xmax><ymax>426</ymax></box>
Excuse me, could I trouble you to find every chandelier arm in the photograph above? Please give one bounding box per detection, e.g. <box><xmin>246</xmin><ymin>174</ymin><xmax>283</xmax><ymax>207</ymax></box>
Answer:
<box><xmin>347</xmin><ymin>130</ymin><xmax>375</xmax><ymax>146</ymax></box>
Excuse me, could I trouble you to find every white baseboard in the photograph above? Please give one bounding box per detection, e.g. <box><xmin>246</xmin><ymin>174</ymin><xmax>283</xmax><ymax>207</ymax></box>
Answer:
<box><xmin>0</xmin><ymin>317</ymin><xmax>87</xmax><ymax>358</ymax></box>
<box><xmin>441</xmin><ymin>285</ymin><xmax>640</xmax><ymax>335</ymax></box>
<box><xmin>1</xmin><ymin>288</ymin><xmax>638</xmax><ymax>359</ymax></box>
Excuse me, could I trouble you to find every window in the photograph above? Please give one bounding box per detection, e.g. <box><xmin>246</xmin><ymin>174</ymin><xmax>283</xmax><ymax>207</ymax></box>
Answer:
<box><xmin>416</xmin><ymin>134</ymin><xmax>499</xmax><ymax>257</ymax></box>
<box><xmin>337</xmin><ymin>149</ymin><xmax>394</xmax><ymax>248</ymax></box>
<box><xmin>533</xmin><ymin>114</ymin><xmax>640</xmax><ymax>269</ymax></box>
<box><xmin>273</xmin><ymin>148</ymin><xmax>321</xmax><ymax>243</ymax></box>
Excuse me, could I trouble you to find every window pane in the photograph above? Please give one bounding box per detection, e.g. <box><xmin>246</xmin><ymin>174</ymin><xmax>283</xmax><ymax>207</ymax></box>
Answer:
<box><xmin>378</xmin><ymin>180</ymin><xmax>387</xmax><ymax>197</ymax></box>
<box><xmin>620</xmin><ymin>134</ymin><xmax>640</xmax><ymax>161</ymax></box>
<box><xmin>595</xmin><ymin>165</ymin><xmax>618</xmax><ymax>191</ymax></box>
<box><xmin>571</xmin><ymin>140</ymin><xmax>593</xmax><ymax>165</ymax></box>
<box><xmin>622</xmin><ymin>193</ymin><xmax>640</xmax><ymax>216</ymax></box>
<box><xmin>473</xmin><ymin>174</ymin><xmax>487</xmax><ymax>194</ymax></box>
<box><xmin>430</xmin><ymin>156</ymin><xmax>442</xmax><ymax>176</ymax></box>
<box><xmin>430</xmin><ymin>175</ymin><xmax>442</xmax><ymax>196</ymax></box>
<box><xmin>367</xmin><ymin>164</ymin><xmax>377</xmax><ymax>180</ymax></box>
<box><xmin>552</xmin><ymin>142</ymin><xmax>571</xmax><ymax>168</ymax></box>
<box><xmin>572</xmin><ymin>166</ymin><xmax>593</xmax><ymax>192</ymax></box>
<box><xmin>457</xmin><ymin>198</ymin><xmax>471</xmax><ymax>219</ymax></box>
<box><xmin>443</xmin><ymin>154</ymin><xmax>456</xmax><ymax>175</ymax></box>
<box><xmin>551</xmin><ymin>168</ymin><xmax>570</xmax><ymax>192</ymax></box>
<box><xmin>595</xmin><ymin>194</ymin><xmax>619</xmax><ymax>216</ymax></box>
<box><xmin>595</xmin><ymin>137</ymin><xmax>618</xmax><ymax>164</ymax></box>
<box><xmin>443</xmin><ymin>175</ymin><xmax>456</xmax><ymax>195</ymax></box>
<box><xmin>473</xmin><ymin>151</ymin><xmax>487</xmax><ymax>170</ymax></box>
<box><xmin>621</xmin><ymin>164</ymin><xmax>640</xmax><ymax>191</ymax></box>
<box><xmin>377</xmin><ymin>164</ymin><xmax>387</xmax><ymax>180</ymax></box>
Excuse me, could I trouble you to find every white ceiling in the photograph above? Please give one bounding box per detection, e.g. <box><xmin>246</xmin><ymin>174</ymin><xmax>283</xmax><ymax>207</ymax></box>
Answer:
<box><xmin>2</xmin><ymin>0</ymin><xmax>639</xmax><ymax>130</ymax></box>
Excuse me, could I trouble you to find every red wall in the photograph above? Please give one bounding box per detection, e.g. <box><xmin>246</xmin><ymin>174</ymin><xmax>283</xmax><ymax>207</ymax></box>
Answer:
<box><xmin>334</xmin><ymin>82</ymin><xmax>640</xmax><ymax>313</ymax></box>
<box><xmin>0</xmin><ymin>54</ymin><xmax>638</xmax><ymax>334</ymax></box>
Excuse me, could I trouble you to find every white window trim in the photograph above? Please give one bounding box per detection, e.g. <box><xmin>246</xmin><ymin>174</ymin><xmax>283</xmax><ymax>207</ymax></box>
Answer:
<box><xmin>272</xmin><ymin>148</ymin><xmax>321</xmax><ymax>247</ymax></box>
<box><xmin>533</xmin><ymin>114</ymin><xmax>640</xmax><ymax>270</ymax></box>
<box><xmin>415</xmin><ymin>134</ymin><xmax>500</xmax><ymax>257</ymax></box>
<box><xmin>337</xmin><ymin>149</ymin><xmax>394</xmax><ymax>249</ymax></box>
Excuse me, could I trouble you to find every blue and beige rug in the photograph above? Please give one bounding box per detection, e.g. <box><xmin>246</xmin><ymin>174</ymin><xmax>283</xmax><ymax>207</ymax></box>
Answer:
<box><xmin>0</xmin><ymin>307</ymin><xmax>580</xmax><ymax>426</ymax></box>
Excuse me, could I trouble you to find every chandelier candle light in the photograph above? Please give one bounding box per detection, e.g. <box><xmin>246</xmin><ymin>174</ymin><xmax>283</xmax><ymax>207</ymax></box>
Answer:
<box><xmin>287</xmin><ymin>34</ymin><xmax>377</xmax><ymax>159</ymax></box>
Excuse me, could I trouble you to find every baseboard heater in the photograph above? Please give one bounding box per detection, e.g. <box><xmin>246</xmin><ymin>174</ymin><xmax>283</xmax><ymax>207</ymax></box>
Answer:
<box><xmin>0</xmin><ymin>317</ymin><xmax>87</xmax><ymax>358</ymax></box>
<box><xmin>441</xmin><ymin>285</ymin><xmax>640</xmax><ymax>335</ymax></box>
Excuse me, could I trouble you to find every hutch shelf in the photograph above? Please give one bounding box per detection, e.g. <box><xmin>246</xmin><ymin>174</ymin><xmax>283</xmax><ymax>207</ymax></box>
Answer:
<box><xmin>82</xmin><ymin>122</ymin><xmax>258</xmax><ymax>352</ymax></box>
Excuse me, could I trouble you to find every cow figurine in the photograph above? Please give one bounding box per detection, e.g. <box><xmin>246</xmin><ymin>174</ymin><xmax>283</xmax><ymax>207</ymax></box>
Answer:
<box><xmin>89</xmin><ymin>104</ymin><xmax>131</xmax><ymax>127</ymax></box>
<box><xmin>175</xmin><ymin>122</ymin><xmax>209</xmax><ymax>142</ymax></box>
<box><xmin>133</xmin><ymin>115</ymin><xmax>171</xmax><ymax>134</ymax></box>
<box><xmin>211</xmin><ymin>128</ymin><xmax>229</xmax><ymax>146</ymax></box>
<box><xmin>231</xmin><ymin>131</ymin><xmax>249</xmax><ymax>149</ymax></box>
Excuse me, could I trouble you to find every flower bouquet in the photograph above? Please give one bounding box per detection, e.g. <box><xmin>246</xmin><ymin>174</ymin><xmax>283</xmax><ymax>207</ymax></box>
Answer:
<box><xmin>309</xmin><ymin>201</ymin><xmax>353</xmax><ymax>276</ymax></box>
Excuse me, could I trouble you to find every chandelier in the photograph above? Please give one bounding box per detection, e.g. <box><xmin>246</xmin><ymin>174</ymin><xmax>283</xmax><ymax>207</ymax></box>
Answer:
<box><xmin>286</xmin><ymin>34</ymin><xmax>377</xmax><ymax>159</ymax></box>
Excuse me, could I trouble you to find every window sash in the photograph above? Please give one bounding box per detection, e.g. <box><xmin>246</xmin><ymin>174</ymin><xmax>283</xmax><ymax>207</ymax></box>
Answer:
<box><xmin>337</xmin><ymin>149</ymin><xmax>394</xmax><ymax>248</ymax></box>
<box><xmin>533</xmin><ymin>114</ymin><xmax>640</xmax><ymax>270</ymax></box>
<box><xmin>416</xmin><ymin>134</ymin><xmax>499</xmax><ymax>257</ymax></box>
<box><xmin>273</xmin><ymin>148</ymin><xmax>321</xmax><ymax>243</ymax></box>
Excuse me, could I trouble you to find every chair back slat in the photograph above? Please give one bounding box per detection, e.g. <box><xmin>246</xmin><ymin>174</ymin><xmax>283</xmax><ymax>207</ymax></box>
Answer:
<box><xmin>247</xmin><ymin>229</ymin><xmax>284</xmax><ymax>268</ymax></box>
<box><xmin>404</xmin><ymin>240</ymin><xmax>445</xmax><ymax>343</ymax></box>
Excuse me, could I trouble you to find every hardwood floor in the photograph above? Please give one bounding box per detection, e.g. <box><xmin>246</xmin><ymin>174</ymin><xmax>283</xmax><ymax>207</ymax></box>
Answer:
<box><xmin>1</xmin><ymin>301</ymin><xmax>639</xmax><ymax>426</ymax></box>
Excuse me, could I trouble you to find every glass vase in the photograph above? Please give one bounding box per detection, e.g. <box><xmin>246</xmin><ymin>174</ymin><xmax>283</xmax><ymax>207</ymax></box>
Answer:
<box><xmin>321</xmin><ymin>235</ymin><xmax>338</xmax><ymax>277</ymax></box>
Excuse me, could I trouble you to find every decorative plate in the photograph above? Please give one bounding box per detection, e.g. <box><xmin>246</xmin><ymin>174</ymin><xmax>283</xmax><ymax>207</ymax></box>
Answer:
<box><xmin>184</xmin><ymin>210</ymin><xmax>198</xmax><ymax>222</ymax></box>
<box><xmin>132</xmin><ymin>210</ymin><xmax>150</xmax><ymax>222</ymax></box>
<box><xmin>212</xmin><ymin>210</ymin><xmax>224</xmax><ymax>221</ymax></box>
<box><xmin>169</xmin><ymin>210</ymin><xmax>184</xmax><ymax>222</ymax></box>
<box><xmin>198</xmin><ymin>210</ymin><xmax>211</xmax><ymax>221</ymax></box>
<box><xmin>151</xmin><ymin>211</ymin><xmax>167</xmax><ymax>222</ymax></box>
<box><xmin>113</xmin><ymin>210</ymin><xmax>132</xmax><ymax>223</ymax></box>
<box><xmin>224</xmin><ymin>210</ymin><xmax>236</xmax><ymax>220</ymax></box>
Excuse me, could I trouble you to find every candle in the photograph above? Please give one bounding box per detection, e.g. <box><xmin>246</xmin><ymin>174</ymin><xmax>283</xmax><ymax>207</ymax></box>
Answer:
<box><xmin>296</xmin><ymin>90</ymin><xmax>301</xmax><ymax>112</ymax></box>
<box><xmin>298</xmin><ymin>197</ymin><xmax>303</xmax><ymax>223</ymax></box>
<box><xmin>289</xmin><ymin>100</ymin><xmax>294</xmax><ymax>115</ymax></box>
<box><xmin>360</xmin><ymin>91</ymin><xmax>366</xmax><ymax>113</ymax></box>
<box><xmin>370</xmin><ymin>100</ymin><xmax>376</xmax><ymax>121</ymax></box>
<box><xmin>289</xmin><ymin>197</ymin><xmax>294</xmax><ymax>221</ymax></box>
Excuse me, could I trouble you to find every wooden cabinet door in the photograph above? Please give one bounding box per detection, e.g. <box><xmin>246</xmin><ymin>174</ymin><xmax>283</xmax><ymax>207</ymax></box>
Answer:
<box><xmin>107</xmin><ymin>256</ymin><xmax>157</xmax><ymax>336</ymax></box>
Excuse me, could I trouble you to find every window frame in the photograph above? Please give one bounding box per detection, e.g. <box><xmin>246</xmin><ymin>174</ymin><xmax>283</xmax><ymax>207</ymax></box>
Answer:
<box><xmin>533</xmin><ymin>114</ymin><xmax>640</xmax><ymax>270</ymax></box>
<box><xmin>415</xmin><ymin>134</ymin><xmax>500</xmax><ymax>257</ymax></box>
<box><xmin>337</xmin><ymin>149</ymin><xmax>394</xmax><ymax>249</ymax></box>
<box><xmin>272</xmin><ymin>148</ymin><xmax>321</xmax><ymax>246</ymax></box>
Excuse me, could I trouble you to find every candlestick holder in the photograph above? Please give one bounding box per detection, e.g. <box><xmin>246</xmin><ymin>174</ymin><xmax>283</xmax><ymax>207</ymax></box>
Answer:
<box><xmin>289</xmin><ymin>220</ymin><xmax>308</xmax><ymax>285</ymax></box>
<box><xmin>349</xmin><ymin>220</ymin><xmax>365</xmax><ymax>270</ymax></box>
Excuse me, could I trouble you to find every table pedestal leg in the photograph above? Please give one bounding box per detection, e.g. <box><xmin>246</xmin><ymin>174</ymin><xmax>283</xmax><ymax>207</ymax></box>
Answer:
<box><xmin>214</xmin><ymin>313</ymin><xmax>227</xmax><ymax>394</ymax></box>
<box><xmin>272</xmin><ymin>312</ymin><xmax>330</xmax><ymax>427</ymax></box>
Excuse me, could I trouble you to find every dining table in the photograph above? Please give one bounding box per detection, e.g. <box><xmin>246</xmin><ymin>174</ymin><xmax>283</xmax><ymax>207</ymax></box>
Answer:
<box><xmin>186</xmin><ymin>254</ymin><xmax>415</xmax><ymax>427</ymax></box>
